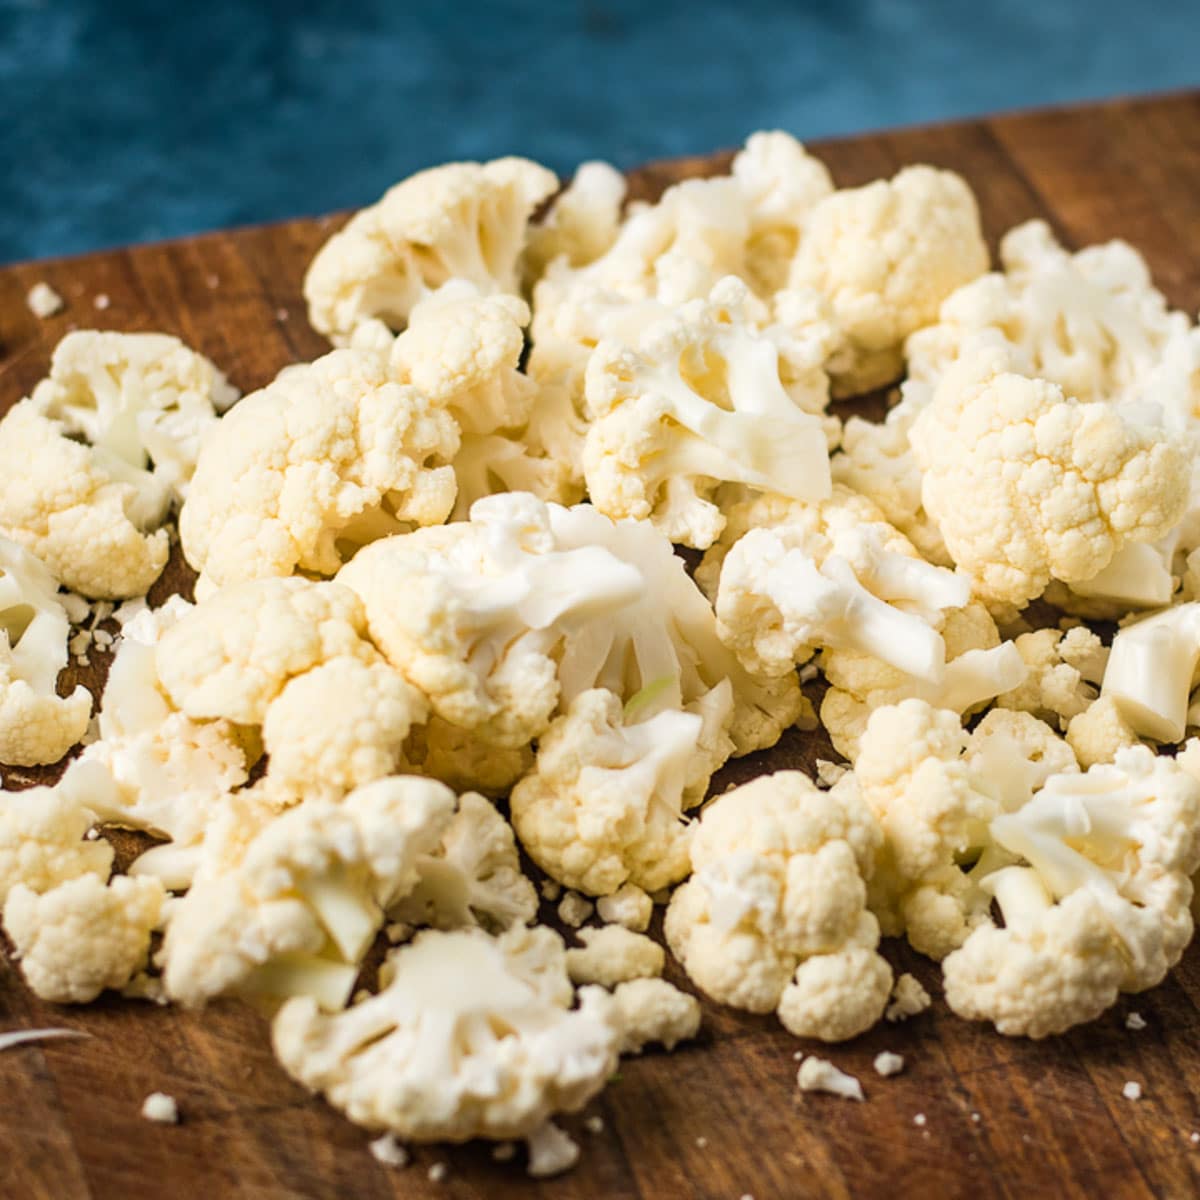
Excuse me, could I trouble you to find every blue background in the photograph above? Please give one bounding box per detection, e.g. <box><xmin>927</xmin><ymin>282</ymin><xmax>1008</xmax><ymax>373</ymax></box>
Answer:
<box><xmin>2</xmin><ymin>0</ymin><xmax>1197</xmax><ymax>265</ymax></box>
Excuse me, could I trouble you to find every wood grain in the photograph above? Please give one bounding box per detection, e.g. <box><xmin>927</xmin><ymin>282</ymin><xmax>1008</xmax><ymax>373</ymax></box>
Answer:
<box><xmin>3</xmin><ymin>91</ymin><xmax>1200</xmax><ymax>1200</ymax></box>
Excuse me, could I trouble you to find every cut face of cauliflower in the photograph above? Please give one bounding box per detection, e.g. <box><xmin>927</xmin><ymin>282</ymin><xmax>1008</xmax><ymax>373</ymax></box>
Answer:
<box><xmin>179</xmin><ymin>346</ymin><xmax>459</xmax><ymax>587</ymax></box>
<box><xmin>0</xmin><ymin>537</ymin><xmax>91</xmax><ymax>765</ymax></box>
<box><xmin>510</xmin><ymin>686</ymin><xmax>733</xmax><ymax>896</ymax></box>
<box><xmin>304</xmin><ymin>157</ymin><xmax>558</xmax><ymax>344</ymax></box>
<box><xmin>271</xmin><ymin>926</ymin><xmax>619</xmax><ymax>1142</ymax></box>
<box><xmin>583</xmin><ymin>277</ymin><xmax>832</xmax><ymax>549</ymax></box>
<box><xmin>664</xmin><ymin>771</ymin><xmax>892</xmax><ymax>1043</ymax></box>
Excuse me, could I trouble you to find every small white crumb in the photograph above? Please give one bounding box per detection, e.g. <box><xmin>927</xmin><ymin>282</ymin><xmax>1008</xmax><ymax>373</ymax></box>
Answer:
<box><xmin>491</xmin><ymin>1141</ymin><xmax>517</xmax><ymax>1162</ymax></box>
<box><xmin>93</xmin><ymin>628</ymin><xmax>114</xmax><ymax>650</ymax></box>
<box><xmin>384</xmin><ymin>922</ymin><xmax>413</xmax><ymax>944</ymax></box>
<box><xmin>873</xmin><ymin>1051</ymin><xmax>905</xmax><ymax>1077</ymax></box>
<box><xmin>815</xmin><ymin>758</ymin><xmax>849</xmax><ymax>788</ymax></box>
<box><xmin>427</xmin><ymin>1162</ymin><xmax>448</xmax><ymax>1183</ymax></box>
<box><xmin>798</xmin><ymin>663</ymin><xmax>819</xmax><ymax>684</ymax></box>
<box><xmin>84</xmin><ymin>828</ymin><xmax>102</xmax><ymax>841</ymax></box>
<box><xmin>792</xmin><ymin>1050</ymin><xmax>805</xmax><ymax>1061</ymax></box>
<box><xmin>913</xmin><ymin>1113</ymin><xmax>927</xmax><ymax>1127</ymax></box>
<box><xmin>584</xmin><ymin>1115</ymin><xmax>604</xmax><ymax>1135</ymax></box>
<box><xmin>1125</xmin><ymin>1012</ymin><xmax>1147</xmax><ymax>1031</ymax></box>
<box><xmin>971</xmin><ymin>1112</ymin><xmax>981</xmax><ymax>1124</ymax></box>
<box><xmin>595</xmin><ymin>882</ymin><xmax>653</xmax><ymax>931</ymax></box>
<box><xmin>695</xmin><ymin>1136</ymin><xmax>708</xmax><ymax>1148</ymax></box>
<box><xmin>368</xmin><ymin>1133</ymin><xmax>408</xmax><ymax>1168</ymax></box>
<box><xmin>276</xmin><ymin>308</ymin><xmax>289</xmax><ymax>322</ymax></box>
<box><xmin>557</xmin><ymin>890</ymin><xmax>594</xmax><ymax>928</ymax></box>
<box><xmin>26</xmin><ymin>282</ymin><xmax>64</xmax><ymax>318</ymax></box>
<box><xmin>539</xmin><ymin>879</ymin><xmax>562</xmax><ymax>902</ymax></box>
<box><xmin>886</xmin><ymin>973</ymin><xmax>932</xmax><ymax>1022</ymax></box>
<box><xmin>93</xmin><ymin>293</ymin><xmax>111</xmax><ymax>311</ymax></box>
<box><xmin>1123</xmin><ymin>1081</ymin><xmax>1143</xmax><ymax>1101</ymax></box>
<box><xmin>1190</xmin><ymin>1131</ymin><xmax>1199</xmax><ymax>1145</ymax></box>
<box><xmin>740</xmin><ymin>1194</ymin><xmax>754</xmax><ymax>1200</ymax></box>
<box><xmin>69</xmin><ymin>629</ymin><xmax>92</xmax><ymax>659</ymax></box>
<box><xmin>140</xmin><ymin>1092</ymin><xmax>179</xmax><ymax>1124</ymax></box>
<box><xmin>205</xmin><ymin>274</ymin><xmax>220</xmax><ymax>289</ymax></box>
<box><xmin>796</xmin><ymin>1056</ymin><xmax>863</xmax><ymax>1101</ymax></box>
<box><xmin>526</xmin><ymin>1121</ymin><xmax>579</xmax><ymax>1178</ymax></box>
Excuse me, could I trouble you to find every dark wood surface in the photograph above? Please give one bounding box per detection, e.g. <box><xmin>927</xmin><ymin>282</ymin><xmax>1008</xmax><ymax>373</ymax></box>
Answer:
<box><xmin>3</xmin><ymin>92</ymin><xmax>1200</xmax><ymax>1200</ymax></box>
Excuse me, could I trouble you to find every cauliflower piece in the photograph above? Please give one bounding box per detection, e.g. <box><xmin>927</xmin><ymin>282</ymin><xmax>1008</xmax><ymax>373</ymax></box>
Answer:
<box><xmin>262</xmin><ymin>657</ymin><xmax>427</xmax><ymax>800</ymax></box>
<box><xmin>796</xmin><ymin>1056</ymin><xmax>864</xmax><ymax>1101</ymax></box>
<box><xmin>510</xmin><ymin>686</ymin><xmax>732</xmax><ymax>896</ymax></box>
<box><xmin>390</xmin><ymin>792</ymin><xmax>537</xmax><ymax>933</ymax></box>
<box><xmin>610</xmin><ymin>978</ymin><xmax>701</xmax><ymax>1055</ymax></box>
<box><xmin>791</xmin><ymin>165</ymin><xmax>988</xmax><ymax>395</ymax></box>
<box><xmin>26</xmin><ymin>282</ymin><xmax>64</xmax><ymax>319</ymax></box>
<box><xmin>304</xmin><ymin>157</ymin><xmax>558</xmax><ymax>343</ymax></box>
<box><xmin>4</xmin><ymin>872</ymin><xmax>164</xmax><ymax>1003</ymax></box>
<box><xmin>524</xmin><ymin>161</ymin><xmax>627</xmax><ymax>280</ymax></box>
<box><xmin>271</xmin><ymin>925</ymin><xmax>619</xmax><ymax>1142</ymax></box>
<box><xmin>0</xmin><ymin>537</ymin><xmax>91</xmax><ymax>765</ymax></box>
<box><xmin>565</xmin><ymin>926</ymin><xmax>664</xmax><ymax>987</ymax></box>
<box><xmin>336</xmin><ymin>494</ymin><xmax>642</xmax><ymax>749</ymax></box>
<box><xmin>401</xmin><ymin>715</ymin><xmax>532</xmax><ymax>797</ymax></box>
<box><xmin>31</xmin><ymin>330</ymin><xmax>238</xmax><ymax>502</ymax></box>
<box><xmin>996</xmin><ymin>626</ymin><xmax>1107</xmax><ymax>729</ymax></box>
<box><xmin>179</xmin><ymin>345</ymin><xmax>458</xmax><ymax>587</ymax></box>
<box><xmin>1067</xmin><ymin>695</ymin><xmax>1143</xmax><ymax>768</ymax></box>
<box><xmin>910</xmin><ymin>346</ymin><xmax>1189</xmax><ymax>609</ymax></box>
<box><xmin>161</xmin><ymin>777</ymin><xmax>455</xmax><ymax>1009</ymax></box>
<box><xmin>664</xmin><ymin>771</ymin><xmax>892</xmax><ymax>1042</ymax></box>
<box><xmin>156</xmin><ymin>578</ymin><xmax>373</xmax><ymax>726</ymax></box>
<box><xmin>0</xmin><ymin>399</ymin><xmax>170</xmax><ymax>598</ymax></box>
<box><xmin>885</xmin><ymin>972</ymin><xmax>932</xmax><ymax>1021</ymax></box>
<box><xmin>583</xmin><ymin>276</ymin><xmax>831</xmax><ymax>549</ymax></box>
<box><xmin>596</xmin><ymin>883</ymin><xmax>654</xmax><ymax>932</ymax></box>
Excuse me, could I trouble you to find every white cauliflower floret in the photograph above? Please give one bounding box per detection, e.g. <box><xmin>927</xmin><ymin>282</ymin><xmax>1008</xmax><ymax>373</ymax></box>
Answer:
<box><xmin>595</xmin><ymin>884</ymin><xmax>654</xmax><ymax>932</ymax></box>
<box><xmin>510</xmin><ymin>686</ymin><xmax>733</xmax><ymax>896</ymax></box>
<box><xmin>179</xmin><ymin>346</ymin><xmax>458</xmax><ymax>587</ymax></box>
<box><xmin>910</xmin><ymin>346</ymin><xmax>1189</xmax><ymax>609</ymax></box>
<box><xmin>610</xmin><ymin>978</ymin><xmax>701</xmax><ymax>1055</ymax></box>
<box><xmin>390</xmin><ymin>792</ymin><xmax>537</xmax><ymax>933</ymax></box>
<box><xmin>791</xmin><ymin>165</ymin><xmax>988</xmax><ymax>395</ymax></box>
<box><xmin>401</xmin><ymin>715</ymin><xmax>532</xmax><ymax>797</ymax></box>
<box><xmin>524</xmin><ymin>161</ymin><xmax>627</xmax><ymax>280</ymax></box>
<box><xmin>583</xmin><ymin>276</ymin><xmax>831</xmax><ymax>549</ymax></box>
<box><xmin>0</xmin><ymin>537</ymin><xmax>91</xmax><ymax>765</ymax></box>
<box><xmin>996</xmin><ymin>626</ymin><xmax>1107</xmax><ymax>729</ymax></box>
<box><xmin>4</xmin><ymin>872</ymin><xmax>164</xmax><ymax>1003</ymax></box>
<box><xmin>566</xmin><ymin>926</ymin><xmax>664</xmax><ymax>987</ymax></box>
<box><xmin>161</xmin><ymin>777</ymin><xmax>455</xmax><ymax>1009</ymax></box>
<box><xmin>271</xmin><ymin>925</ymin><xmax>619</xmax><ymax>1142</ymax></box>
<box><xmin>1067</xmin><ymin>695</ymin><xmax>1143</xmax><ymax>768</ymax></box>
<box><xmin>304</xmin><ymin>157</ymin><xmax>558</xmax><ymax>343</ymax></box>
<box><xmin>30</xmin><ymin>329</ymin><xmax>238</xmax><ymax>502</ymax></box>
<box><xmin>664</xmin><ymin>771</ymin><xmax>892</xmax><ymax>1042</ymax></box>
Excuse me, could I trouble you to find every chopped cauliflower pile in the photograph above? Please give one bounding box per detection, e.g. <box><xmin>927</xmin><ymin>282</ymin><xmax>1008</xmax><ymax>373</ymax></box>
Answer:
<box><xmin>4</xmin><ymin>133</ymin><xmax>1200</xmax><ymax>1172</ymax></box>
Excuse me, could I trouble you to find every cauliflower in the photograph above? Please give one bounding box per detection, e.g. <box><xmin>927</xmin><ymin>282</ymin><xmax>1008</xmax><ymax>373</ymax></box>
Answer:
<box><xmin>910</xmin><ymin>345</ymin><xmax>1189</xmax><ymax>609</ymax></box>
<box><xmin>179</xmin><ymin>345</ymin><xmax>459</xmax><ymax>587</ymax></box>
<box><xmin>1066</xmin><ymin>695</ymin><xmax>1143</xmax><ymax>769</ymax></box>
<box><xmin>583</xmin><ymin>276</ymin><xmax>831</xmax><ymax>549</ymax></box>
<box><xmin>565</xmin><ymin>926</ymin><xmax>664</xmax><ymax>987</ymax></box>
<box><xmin>510</xmin><ymin>686</ymin><xmax>732</xmax><ymax>896</ymax></box>
<box><xmin>5</xmin><ymin>873</ymin><xmax>164</xmax><ymax>1003</ymax></box>
<box><xmin>996</xmin><ymin>626</ymin><xmax>1107</xmax><ymax>729</ymax></box>
<box><xmin>0</xmin><ymin>537</ymin><xmax>91</xmax><ymax>765</ymax></box>
<box><xmin>791</xmin><ymin>165</ymin><xmax>988</xmax><ymax>395</ymax></box>
<box><xmin>524</xmin><ymin>161</ymin><xmax>627</xmax><ymax>281</ymax></box>
<box><xmin>389</xmin><ymin>792</ymin><xmax>538</xmax><ymax>933</ymax></box>
<box><xmin>595</xmin><ymin>884</ymin><xmax>654</xmax><ymax>932</ymax></box>
<box><xmin>401</xmin><ymin>715</ymin><xmax>532</xmax><ymax>797</ymax></box>
<box><xmin>609</xmin><ymin>978</ymin><xmax>701</xmax><ymax>1055</ymax></box>
<box><xmin>271</xmin><ymin>925</ymin><xmax>619</xmax><ymax>1141</ymax></box>
<box><xmin>304</xmin><ymin>157</ymin><xmax>558</xmax><ymax>343</ymax></box>
<box><xmin>30</xmin><ymin>329</ymin><xmax>238</xmax><ymax>501</ymax></box>
<box><xmin>664</xmin><ymin>771</ymin><xmax>892</xmax><ymax>1042</ymax></box>
<box><xmin>161</xmin><ymin>777</ymin><xmax>455</xmax><ymax>1009</ymax></box>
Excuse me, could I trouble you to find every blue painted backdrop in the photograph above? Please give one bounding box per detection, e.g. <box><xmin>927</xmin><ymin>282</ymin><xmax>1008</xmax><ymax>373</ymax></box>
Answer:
<box><xmin>2</xmin><ymin>0</ymin><xmax>1197</xmax><ymax>264</ymax></box>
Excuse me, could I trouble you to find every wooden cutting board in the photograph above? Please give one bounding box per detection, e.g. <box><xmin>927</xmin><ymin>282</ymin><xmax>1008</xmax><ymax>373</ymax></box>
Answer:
<box><xmin>3</xmin><ymin>91</ymin><xmax>1200</xmax><ymax>1200</ymax></box>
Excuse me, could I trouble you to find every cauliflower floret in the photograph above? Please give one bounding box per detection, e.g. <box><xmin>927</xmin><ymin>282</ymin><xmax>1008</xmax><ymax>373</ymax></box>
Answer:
<box><xmin>996</xmin><ymin>626</ymin><xmax>1107</xmax><ymax>729</ymax></box>
<box><xmin>271</xmin><ymin>925</ymin><xmax>619</xmax><ymax>1142</ymax></box>
<box><xmin>524</xmin><ymin>161</ymin><xmax>627</xmax><ymax>281</ymax></box>
<box><xmin>910</xmin><ymin>346</ymin><xmax>1189</xmax><ymax>609</ymax></box>
<box><xmin>1067</xmin><ymin>695</ymin><xmax>1143</xmax><ymax>768</ymax></box>
<box><xmin>4</xmin><ymin>872</ymin><xmax>164</xmax><ymax>1003</ymax></box>
<box><xmin>161</xmin><ymin>777</ymin><xmax>455</xmax><ymax>1009</ymax></box>
<box><xmin>664</xmin><ymin>771</ymin><xmax>892</xmax><ymax>1042</ymax></box>
<box><xmin>610</xmin><ymin>977</ymin><xmax>701</xmax><ymax>1055</ymax></box>
<box><xmin>304</xmin><ymin>157</ymin><xmax>558</xmax><ymax>344</ymax></box>
<box><xmin>510</xmin><ymin>686</ymin><xmax>733</xmax><ymax>896</ymax></box>
<box><xmin>30</xmin><ymin>329</ymin><xmax>238</xmax><ymax>502</ymax></box>
<box><xmin>595</xmin><ymin>883</ymin><xmax>654</xmax><ymax>932</ymax></box>
<box><xmin>390</xmin><ymin>792</ymin><xmax>537</xmax><ymax>933</ymax></box>
<box><xmin>0</xmin><ymin>537</ymin><xmax>91</xmax><ymax>765</ymax></box>
<box><xmin>0</xmin><ymin>399</ymin><xmax>170</xmax><ymax>598</ymax></box>
<box><xmin>156</xmin><ymin>577</ymin><xmax>374</xmax><ymax>726</ymax></box>
<box><xmin>401</xmin><ymin>715</ymin><xmax>532</xmax><ymax>797</ymax></box>
<box><xmin>179</xmin><ymin>346</ymin><xmax>458</xmax><ymax>587</ymax></box>
<box><xmin>583</xmin><ymin>276</ymin><xmax>831</xmax><ymax>549</ymax></box>
<box><xmin>565</xmin><ymin>926</ymin><xmax>665</xmax><ymax>987</ymax></box>
<box><xmin>791</xmin><ymin>165</ymin><xmax>988</xmax><ymax>395</ymax></box>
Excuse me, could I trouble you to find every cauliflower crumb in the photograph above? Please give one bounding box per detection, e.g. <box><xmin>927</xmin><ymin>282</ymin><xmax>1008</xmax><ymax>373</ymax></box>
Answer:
<box><xmin>492</xmin><ymin>1142</ymin><xmax>518</xmax><ymax>1162</ymax></box>
<box><xmin>1190</xmin><ymin>1132</ymin><xmax>1199</xmax><ymax>1145</ymax></box>
<box><xmin>796</xmin><ymin>1057</ymin><xmax>864</xmax><ymax>1101</ymax></box>
<box><xmin>384</xmin><ymin>922</ymin><xmax>413</xmax><ymax>944</ymax></box>
<box><xmin>595</xmin><ymin>883</ymin><xmax>654</xmax><ymax>932</ymax></box>
<box><xmin>140</xmin><ymin>1092</ymin><xmax>179</xmax><ymax>1124</ymax></box>
<box><xmin>526</xmin><ymin>1121</ymin><xmax>580</xmax><ymax>1178</ymax></box>
<box><xmin>971</xmin><ymin>1113</ymin><xmax>982</xmax><ymax>1124</ymax></box>
<box><xmin>873</xmin><ymin>1051</ymin><xmax>905</xmax><ymax>1077</ymax></box>
<box><xmin>428</xmin><ymin>1162</ymin><xmax>448</xmax><ymax>1183</ymax></box>
<box><xmin>1126</xmin><ymin>1012</ymin><xmax>1148</xmax><ymax>1032</ymax></box>
<box><xmin>886</xmin><ymin>974</ymin><xmax>932</xmax><ymax>1022</ymax></box>
<box><xmin>27</xmin><ymin>282</ymin><xmax>64</xmax><ymax>319</ymax></box>
<box><xmin>93</xmin><ymin>293</ymin><xmax>111</xmax><ymax>311</ymax></box>
<box><xmin>1123</xmin><ymin>1081</ymin><xmax>1143</xmax><ymax>1101</ymax></box>
<box><xmin>815</xmin><ymin>758</ymin><xmax>849</xmax><ymax>788</ymax></box>
<box><xmin>557</xmin><ymin>891</ymin><xmax>594</xmax><ymax>928</ymax></box>
<box><xmin>540</xmin><ymin>879</ymin><xmax>562</xmax><ymax>902</ymax></box>
<box><xmin>913</xmin><ymin>1113</ymin><xmax>927</xmax><ymax>1127</ymax></box>
<box><xmin>584</xmin><ymin>1115</ymin><xmax>605</xmax><ymax>1135</ymax></box>
<box><xmin>368</xmin><ymin>1133</ymin><xmax>409</xmax><ymax>1168</ymax></box>
<box><xmin>695</xmin><ymin>1136</ymin><xmax>708</xmax><ymax>1148</ymax></box>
